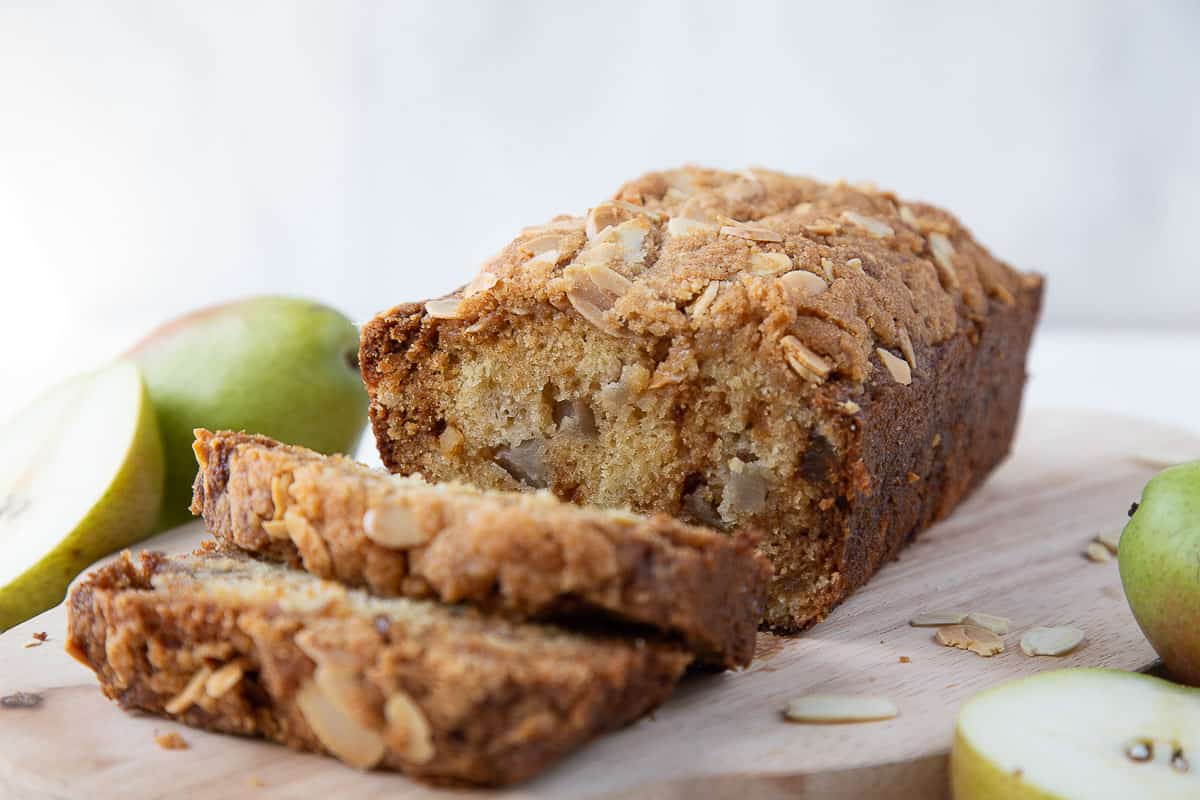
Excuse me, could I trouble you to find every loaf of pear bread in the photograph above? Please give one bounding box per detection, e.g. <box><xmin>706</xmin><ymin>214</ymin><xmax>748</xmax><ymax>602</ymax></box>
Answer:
<box><xmin>359</xmin><ymin>165</ymin><xmax>1043</xmax><ymax>632</ymax></box>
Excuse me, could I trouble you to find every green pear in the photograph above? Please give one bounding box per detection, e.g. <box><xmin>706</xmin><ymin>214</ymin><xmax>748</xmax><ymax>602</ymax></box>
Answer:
<box><xmin>127</xmin><ymin>296</ymin><xmax>367</xmax><ymax>529</ymax></box>
<box><xmin>1119</xmin><ymin>461</ymin><xmax>1200</xmax><ymax>685</ymax></box>
<box><xmin>951</xmin><ymin>668</ymin><xmax>1200</xmax><ymax>799</ymax></box>
<box><xmin>0</xmin><ymin>361</ymin><xmax>164</xmax><ymax>630</ymax></box>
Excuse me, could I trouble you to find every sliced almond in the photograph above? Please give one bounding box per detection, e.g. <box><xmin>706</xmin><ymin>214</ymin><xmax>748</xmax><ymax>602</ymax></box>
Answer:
<box><xmin>898</xmin><ymin>205</ymin><xmax>919</xmax><ymax>227</ymax></box>
<box><xmin>363</xmin><ymin>504</ymin><xmax>429</xmax><ymax>549</ymax></box>
<box><xmin>463</xmin><ymin>269</ymin><xmax>499</xmax><ymax>298</ymax></box>
<box><xmin>614</xmin><ymin>199</ymin><xmax>663</xmax><ymax>222</ymax></box>
<box><xmin>820</xmin><ymin>258</ymin><xmax>835</xmax><ymax>280</ymax></box>
<box><xmin>614</xmin><ymin>216</ymin><xmax>651</xmax><ymax>266</ymax></box>
<box><xmin>928</xmin><ymin>232</ymin><xmax>960</xmax><ymax>289</ymax></box>
<box><xmin>164</xmin><ymin>666</ymin><xmax>213</xmax><ymax>715</ymax></box>
<box><xmin>261</xmin><ymin>519</ymin><xmax>290</xmax><ymax>540</ymax></box>
<box><xmin>519</xmin><ymin>233</ymin><xmax>564</xmax><ymax>261</ymax></box>
<box><xmin>438</xmin><ymin>424</ymin><xmax>464</xmax><ymax>456</ymax></box>
<box><xmin>720</xmin><ymin>225</ymin><xmax>784</xmax><ymax>243</ymax></box>
<box><xmin>689</xmin><ymin>281</ymin><xmax>721</xmax><ymax>319</ymax></box>
<box><xmin>805</xmin><ymin>220</ymin><xmax>840</xmax><ymax>236</ymax></box>
<box><xmin>1020</xmin><ymin>626</ymin><xmax>1084</xmax><ymax>657</ymax></box>
<box><xmin>837</xmin><ymin>400</ymin><xmax>861</xmax><ymax>415</ymax></box>
<box><xmin>270</xmin><ymin>473</ymin><xmax>291</xmax><ymax>520</ymax></box>
<box><xmin>779</xmin><ymin>270</ymin><xmax>828</xmax><ymax>297</ymax></box>
<box><xmin>782</xmin><ymin>694</ymin><xmax>898</xmax><ymax>724</ymax></box>
<box><xmin>667</xmin><ymin>217</ymin><xmax>717</xmax><ymax>237</ymax></box>
<box><xmin>583</xmin><ymin>263</ymin><xmax>634</xmax><ymax>297</ymax></box>
<box><xmin>384</xmin><ymin>692</ymin><xmax>436</xmax><ymax>764</ymax></box>
<box><xmin>909</xmin><ymin>610</ymin><xmax>968</xmax><ymax>627</ymax></box>
<box><xmin>749</xmin><ymin>252</ymin><xmax>793</xmax><ymax>275</ymax></box>
<box><xmin>285</xmin><ymin>508</ymin><xmax>333</xmax><ymax>576</ymax></box>
<box><xmin>424</xmin><ymin>298</ymin><xmax>463</xmax><ymax>319</ymax></box>
<box><xmin>897</xmin><ymin>328</ymin><xmax>917</xmax><ymax>370</ymax></box>
<box><xmin>780</xmin><ymin>335</ymin><xmax>832</xmax><ymax>383</ymax></box>
<box><xmin>990</xmin><ymin>282</ymin><xmax>1017</xmax><ymax>306</ymax></box>
<box><xmin>963</xmin><ymin>612</ymin><xmax>1010</xmax><ymax>635</ymax></box>
<box><xmin>877</xmin><ymin>348</ymin><xmax>912</xmax><ymax>385</ymax></box>
<box><xmin>205</xmin><ymin>662</ymin><xmax>245</xmax><ymax>699</ymax></box>
<box><xmin>567</xmin><ymin>289</ymin><xmax>621</xmax><ymax>335</ymax></box>
<box><xmin>1083</xmin><ymin>542</ymin><xmax>1112</xmax><ymax>563</ymax></box>
<box><xmin>935</xmin><ymin>624</ymin><xmax>1004</xmax><ymax>657</ymax></box>
<box><xmin>295</xmin><ymin>680</ymin><xmax>386</xmax><ymax>770</ymax></box>
<box><xmin>842</xmin><ymin>211</ymin><xmax>894</xmax><ymax>238</ymax></box>
<box><xmin>585</xmin><ymin>202</ymin><xmax>633</xmax><ymax>239</ymax></box>
<box><xmin>1096</xmin><ymin>530</ymin><xmax>1122</xmax><ymax>554</ymax></box>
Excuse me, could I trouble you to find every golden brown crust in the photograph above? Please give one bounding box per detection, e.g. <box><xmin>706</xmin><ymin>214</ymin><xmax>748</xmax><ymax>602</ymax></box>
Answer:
<box><xmin>189</xmin><ymin>429</ymin><xmax>770</xmax><ymax>668</ymax></box>
<box><xmin>412</xmin><ymin>165</ymin><xmax>1030</xmax><ymax>384</ymax></box>
<box><xmin>359</xmin><ymin>165</ymin><xmax>1043</xmax><ymax>632</ymax></box>
<box><xmin>66</xmin><ymin>547</ymin><xmax>692</xmax><ymax>787</ymax></box>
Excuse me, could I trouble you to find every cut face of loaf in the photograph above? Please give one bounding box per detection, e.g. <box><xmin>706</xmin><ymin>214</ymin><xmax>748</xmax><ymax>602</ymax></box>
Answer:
<box><xmin>189</xmin><ymin>428</ymin><xmax>770</xmax><ymax>668</ymax></box>
<box><xmin>360</xmin><ymin>166</ymin><xmax>1043</xmax><ymax>632</ymax></box>
<box><xmin>66</xmin><ymin>547</ymin><xmax>691</xmax><ymax>787</ymax></box>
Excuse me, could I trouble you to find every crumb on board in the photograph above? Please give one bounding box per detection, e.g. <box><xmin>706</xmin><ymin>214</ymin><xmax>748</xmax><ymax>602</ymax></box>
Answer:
<box><xmin>898</xmin><ymin>656</ymin><xmax>911</xmax><ymax>663</ymax></box>
<box><xmin>32</xmin><ymin>632</ymin><xmax>48</xmax><ymax>642</ymax></box>
<box><xmin>155</xmin><ymin>731</ymin><xmax>189</xmax><ymax>750</ymax></box>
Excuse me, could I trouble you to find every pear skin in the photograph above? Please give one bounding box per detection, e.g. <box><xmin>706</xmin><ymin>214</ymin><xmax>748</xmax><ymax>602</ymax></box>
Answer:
<box><xmin>1119</xmin><ymin>461</ymin><xmax>1200</xmax><ymax>686</ymax></box>
<box><xmin>127</xmin><ymin>296</ymin><xmax>367</xmax><ymax>529</ymax></box>
<box><xmin>0</xmin><ymin>362</ymin><xmax>164</xmax><ymax>630</ymax></box>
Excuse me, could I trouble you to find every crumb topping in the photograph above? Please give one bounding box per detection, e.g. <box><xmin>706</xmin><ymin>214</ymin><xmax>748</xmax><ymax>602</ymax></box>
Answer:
<box><xmin>436</xmin><ymin>165</ymin><xmax>1038</xmax><ymax>385</ymax></box>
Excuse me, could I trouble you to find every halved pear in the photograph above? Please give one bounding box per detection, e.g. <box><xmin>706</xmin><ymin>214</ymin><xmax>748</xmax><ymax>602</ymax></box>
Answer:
<box><xmin>952</xmin><ymin>669</ymin><xmax>1200</xmax><ymax>799</ymax></box>
<box><xmin>0</xmin><ymin>361</ymin><xmax>164</xmax><ymax>630</ymax></box>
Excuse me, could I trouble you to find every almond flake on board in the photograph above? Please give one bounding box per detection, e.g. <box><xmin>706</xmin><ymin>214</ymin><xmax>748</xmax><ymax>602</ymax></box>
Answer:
<box><xmin>1020</xmin><ymin>626</ymin><xmax>1084</xmax><ymax>657</ymax></box>
<box><xmin>909</xmin><ymin>610</ymin><xmax>968</xmax><ymax>627</ymax></box>
<box><xmin>782</xmin><ymin>694</ymin><xmax>898</xmax><ymax>724</ymax></box>
<box><xmin>963</xmin><ymin>613</ymin><xmax>1010</xmax><ymax>635</ymax></box>
<box><xmin>1096</xmin><ymin>530</ymin><xmax>1122</xmax><ymax>554</ymax></box>
<box><xmin>1083</xmin><ymin>542</ymin><xmax>1112</xmax><ymax>563</ymax></box>
<box><xmin>935</xmin><ymin>624</ymin><xmax>1004</xmax><ymax>657</ymax></box>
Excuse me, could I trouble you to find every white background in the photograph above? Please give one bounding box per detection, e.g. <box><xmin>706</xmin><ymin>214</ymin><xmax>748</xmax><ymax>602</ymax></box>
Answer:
<box><xmin>1</xmin><ymin>1</ymin><xmax>1197</xmax><ymax>429</ymax></box>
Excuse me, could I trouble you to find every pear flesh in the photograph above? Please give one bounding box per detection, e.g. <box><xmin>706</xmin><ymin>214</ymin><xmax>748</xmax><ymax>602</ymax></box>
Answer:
<box><xmin>0</xmin><ymin>361</ymin><xmax>164</xmax><ymax>630</ymax></box>
<box><xmin>952</xmin><ymin>668</ymin><xmax>1200</xmax><ymax>799</ymax></box>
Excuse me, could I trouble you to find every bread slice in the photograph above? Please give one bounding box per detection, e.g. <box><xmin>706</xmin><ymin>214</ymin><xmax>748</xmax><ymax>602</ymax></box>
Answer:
<box><xmin>359</xmin><ymin>165</ymin><xmax>1043</xmax><ymax>632</ymax></box>
<box><xmin>190</xmin><ymin>429</ymin><xmax>770</xmax><ymax>669</ymax></box>
<box><xmin>66</xmin><ymin>546</ymin><xmax>692</xmax><ymax>786</ymax></box>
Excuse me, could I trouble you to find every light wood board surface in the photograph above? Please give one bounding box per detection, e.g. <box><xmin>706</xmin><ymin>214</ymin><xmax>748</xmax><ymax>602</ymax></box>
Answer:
<box><xmin>2</xmin><ymin>409</ymin><xmax>1197</xmax><ymax>800</ymax></box>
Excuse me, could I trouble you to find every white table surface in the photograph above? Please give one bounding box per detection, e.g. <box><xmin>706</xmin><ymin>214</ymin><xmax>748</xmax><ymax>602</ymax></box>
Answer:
<box><xmin>1024</xmin><ymin>328</ymin><xmax>1199</xmax><ymax>437</ymax></box>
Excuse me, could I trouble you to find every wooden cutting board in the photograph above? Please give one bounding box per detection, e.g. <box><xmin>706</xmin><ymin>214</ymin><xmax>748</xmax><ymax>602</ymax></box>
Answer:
<box><xmin>2</xmin><ymin>409</ymin><xmax>1197</xmax><ymax>800</ymax></box>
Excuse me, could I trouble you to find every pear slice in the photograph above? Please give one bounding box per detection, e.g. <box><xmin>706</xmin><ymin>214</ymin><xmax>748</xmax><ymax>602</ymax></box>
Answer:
<box><xmin>0</xmin><ymin>361</ymin><xmax>164</xmax><ymax>630</ymax></box>
<box><xmin>952</xmin><ymin>669</ymin><xmax>1200</xmax><ymax>799</ymax></box>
